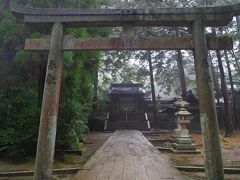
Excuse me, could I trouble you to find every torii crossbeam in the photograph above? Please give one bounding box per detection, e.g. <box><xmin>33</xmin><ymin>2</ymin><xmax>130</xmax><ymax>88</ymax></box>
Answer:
<box><xmin>9</xmin><ymin>2</ymin><xmax>240</xmax><ymax>27</ymax></box>
<box><xmin>9</xmin><ymin>2</ymin><xmax>240</xmax><ymax>180</ymax></box>
<box><xmin>25</xmin><ymin>36</ymin><xmax>232</xmax><ymax>51</ymax></box>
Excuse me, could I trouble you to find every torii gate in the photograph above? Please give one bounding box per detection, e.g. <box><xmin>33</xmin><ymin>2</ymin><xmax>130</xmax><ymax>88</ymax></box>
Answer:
<box><xmin>10</xmin><ymin>2</ymin><xmax>240</xmax><ymax>180</ymax></box>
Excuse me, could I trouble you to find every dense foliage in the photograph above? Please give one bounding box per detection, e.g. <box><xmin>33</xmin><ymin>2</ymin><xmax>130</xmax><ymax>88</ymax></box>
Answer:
<box><xmin>57</xmin><ymin>48</ymin><xmax>101</xmax><ymax>149</ymax></box>
<box><xmin>0</xmin><ymin>0</ymin><xmax>107</xmax><ymax>158</ymax></box>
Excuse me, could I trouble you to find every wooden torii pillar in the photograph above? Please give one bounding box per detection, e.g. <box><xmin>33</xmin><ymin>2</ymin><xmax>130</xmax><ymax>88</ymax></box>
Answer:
<box><xmin>34</xmin><ymin>22</ymin><xmax>63</xmax><ymax>179</ymax></box>
<box><xmin>10</xmin><ymin>2</ymin><xmax>240</xmax><ymax>180</ymax></box>
<box><xmin>192</xmin><ymin>20</ymin><xmax>224</xmax><ymax>180</ymax></box>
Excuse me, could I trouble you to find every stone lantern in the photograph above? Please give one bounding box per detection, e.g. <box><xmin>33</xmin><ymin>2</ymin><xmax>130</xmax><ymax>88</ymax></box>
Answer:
<box><xmin>172</xmin><ymin>97</ymin><xmax>199</xmax><ymax>153</ymax></box>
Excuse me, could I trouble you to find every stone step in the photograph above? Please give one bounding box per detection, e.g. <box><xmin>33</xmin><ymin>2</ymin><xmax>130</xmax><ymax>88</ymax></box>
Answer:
<box><xmin>109</xmin><ymin>113</ymin><xmax>146</xmax><ymax>122</ymax></box>
<box><xmin>107</xmin><ymin>121</ymin><xmax>149</xmax><ymax>130</ymax></box>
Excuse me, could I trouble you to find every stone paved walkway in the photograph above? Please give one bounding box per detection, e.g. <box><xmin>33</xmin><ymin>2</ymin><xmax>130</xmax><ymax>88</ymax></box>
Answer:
<box><xmin>75</xmin><ymin>130</ymin><xmax>186</xmax><ymax>180</ymax></box>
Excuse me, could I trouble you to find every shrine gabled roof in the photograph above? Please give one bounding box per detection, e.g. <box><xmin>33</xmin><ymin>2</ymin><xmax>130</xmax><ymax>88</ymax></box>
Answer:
<box><xmin>9</xmin><ymin>2</ymin><xmax>240</xmax><ymax>27</ymax></box>
<box><xmin>109</xmin><ymin>83</ymin><xmax>145</xmax><ymax>95</ymax></box>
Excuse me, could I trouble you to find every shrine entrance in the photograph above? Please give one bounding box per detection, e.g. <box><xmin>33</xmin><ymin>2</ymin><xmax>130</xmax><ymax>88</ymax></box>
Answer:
<box><xmin>10</xmin><ymin>2</ymin><xmax>240</xmax><ymax>180</ymax></box>
<box><xmin>107</xmin><ymin>83</ymin><xmax>148</xmax><ymax>130</ymax></box>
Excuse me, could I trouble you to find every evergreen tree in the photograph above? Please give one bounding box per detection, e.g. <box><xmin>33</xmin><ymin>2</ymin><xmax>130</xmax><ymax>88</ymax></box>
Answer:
<box><xmin>0</xmin><ymin>0</ymin><xmax>108</xmax><ymax>157</ymax></box>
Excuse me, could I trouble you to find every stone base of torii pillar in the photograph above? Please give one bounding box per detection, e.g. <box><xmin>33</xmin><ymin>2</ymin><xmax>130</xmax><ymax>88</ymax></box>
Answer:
<box><xmin>171</xmin><ymin>97</ymin><xmax>200</xmax><ymax>154</ymax></box>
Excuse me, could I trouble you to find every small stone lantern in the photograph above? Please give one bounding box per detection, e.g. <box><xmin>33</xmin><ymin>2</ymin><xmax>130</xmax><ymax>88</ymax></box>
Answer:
<box><xmin>172</xmin><ymin>97</ymin><xmax>199</xmax><ymax>153</ymax></box>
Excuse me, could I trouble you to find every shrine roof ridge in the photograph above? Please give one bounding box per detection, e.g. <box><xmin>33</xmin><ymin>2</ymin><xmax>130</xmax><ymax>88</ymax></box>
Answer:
<box><xmin>110</xmin><ymin>84</ymin><xmax>144</xmax><ymax>88</ymax></box>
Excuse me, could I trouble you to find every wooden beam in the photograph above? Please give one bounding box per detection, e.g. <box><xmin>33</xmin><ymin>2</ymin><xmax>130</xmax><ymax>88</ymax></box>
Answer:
<box><xmin>10</xmin><ymin>2</ymin><xmax>240</xmax><ymax>27</ymax></box>
<box><xmin>175</xmin><ymin>166</ymin><xmax>240</xmax><ymax>174</ymax></box>
<box><xmin>9</xmin><ymin>2</ymin><xmax>240</xmax><ymax>16</ymax></box>
<box><xmin>0</xmin><ymin>168</ymin><xmax>87</xmax><ymax>177</ymax></box>
<box><xmin>25</xmin><ymin>36</ymin><xmax>233</xmax><ymax>51</ymax></box>
<box><xmin>23</xmin><ymin>14</ymin><xmax>232</xmax><ymax>27</ymax></box>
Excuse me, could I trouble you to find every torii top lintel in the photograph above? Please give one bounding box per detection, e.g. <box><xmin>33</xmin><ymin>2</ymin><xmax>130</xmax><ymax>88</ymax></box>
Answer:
<box><xmin>10</xmin><ymin>2</ymin><xmax>240</xmax><ymax>27</ymax></box>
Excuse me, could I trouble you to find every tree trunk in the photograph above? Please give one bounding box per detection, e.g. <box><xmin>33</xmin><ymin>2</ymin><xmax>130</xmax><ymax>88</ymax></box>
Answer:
<box><xmin>208</xmin><ymin>52</ymin><xmax>225</xmax><ymax>129</ymax></box>
<box><xmin>176</xmin><ymin>50</ymin><xmax>187</xmax><ymax>99</ymax></box>
<box><xmin>53</xmin><ymin>0</ymin><xmax>59</xmax><ymax>7</ymax></box>
<box><xmin>236</xmin><ymin>16</ymin><xmax>240</xmax><ymax>36</ymax></box>
<box><xmin>147</xmin><ymin>51</ymin><xmax>157</xmax><ymax>129</ymax></box>
<box><xmin>217</xmin><ymin>50</ymin><xmax>233</xmax><ymax>136</ymax></box>
<box><xmin>175</xmin><ymin>29</ymin><xmax>187</xmax><ymax>99</ymax></box>
<box><xmin>4</xmin><ymin>0</ymin><xmax>9</xmax><ymax>9</ymax></box>
<box><xmin>224</xmin><ymin>50</ymin><xmax>239</xmax><ymax>129</ymax></box>
<box><xmin>42</xmin><ymin>0</ymin><xmax>47</xmax><ymax>7</ymax></box>
<box><xmin>38</xmin><ymin>53</ymin><xmax>47</xmax><ymax>109</ymax></box>
<box><xmin>212</xmin><ymin>28</ymin><xmax>233</xmax><ymax>136</ymax></box>
<box><xmin>92</xmin><ymin>68</ymin><xmax>98</xmax><ymax>112</ymax></box>
<box><xmin>209</xmin><ymin>52</ymin><xmax>220</xmax><ymax>104</ymax></box>
<box><xmin>37</xmin><ymin>54</ymin><xmax>47</xmax><ymax>125</ymax></box>
<box><xmin>230</xmin><ymin>50</ymin><xmax>240</xmax><ymax>73</ymax></box>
